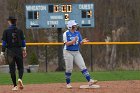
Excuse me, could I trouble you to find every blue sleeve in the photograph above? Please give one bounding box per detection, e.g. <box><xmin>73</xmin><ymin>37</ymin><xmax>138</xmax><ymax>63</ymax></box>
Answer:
<box><xmin>20</xmin><ymin>30</ymin><xmax>26</xmax><ymax>47</ymax></box>
<box><xmin>1</xmin><ymin>30</ymin><xmax>7</xmax><ymax>52</ymax></box>
<box><xmin>2</xmin><ymin>41</ymin><xmax>6</xmax><ymax>47</ymax></box>
<box><xmin>2</xmin><ymin>41</ymin><xmax>7</xmax><ymax>52</ymax></box>
<box><xmin>21</xmin><ymin>40</ymin><xmax>26</xmax><ymax>47</ymax></box>
<box><xmin>78</xmin><ymin>32</ymin><xmax>83</xmax><ymax>43</ymax></box>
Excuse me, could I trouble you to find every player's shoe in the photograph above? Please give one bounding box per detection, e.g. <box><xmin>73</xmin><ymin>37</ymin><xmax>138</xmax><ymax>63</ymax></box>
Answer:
<box><xmin>12</xmin><ymin>86</ymin><xmax>18</xmax><ymax>91</ymax></box>
<box><xmin>18</xmin><ymin>79</ymin><xmax>24</xmax><ymax>89</ymax></box>
<box><xmin>88</xmin><ymin>79</ymin><xmax>98</xmax><ymax>86</ymax></box>
<box><xmin>66</xmin><ymin>84</ymin><xmax>72</xmax><ymax>89</ymax></box>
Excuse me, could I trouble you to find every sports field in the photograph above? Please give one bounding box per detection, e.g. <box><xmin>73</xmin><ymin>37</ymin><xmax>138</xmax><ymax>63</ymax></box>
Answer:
<box><xmin>0</xmin><ymin>71</ymin><xmax>140</xmax><ymax>93</ymax></box>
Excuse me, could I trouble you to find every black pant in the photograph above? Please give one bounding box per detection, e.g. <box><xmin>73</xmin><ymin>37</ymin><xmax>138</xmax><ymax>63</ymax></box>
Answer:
<box><xmin>6</xmin><ymin>48</ymin><xmax>24</xmax><ymax>87</ymax></box>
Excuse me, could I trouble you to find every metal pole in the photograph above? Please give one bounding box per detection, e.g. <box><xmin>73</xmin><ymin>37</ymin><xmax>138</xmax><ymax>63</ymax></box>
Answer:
<box><xmin>90</xmin><ymin>45</ymin><xmax>93</xmax><ymax>72</ymax></box>
<box><xmin>56</xmin><ymin>28</ymin><xmax>65</xmax><ymax>71</ymax></box>
<box><xmin>45</xmin><ymin>45</ymin><xmax>48</xmax><ymax>72</ymax></box>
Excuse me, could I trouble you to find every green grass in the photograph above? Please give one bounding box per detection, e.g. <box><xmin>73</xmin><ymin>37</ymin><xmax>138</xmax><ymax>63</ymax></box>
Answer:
<box><xmin>0</xmin><ymin>70</ymin><xmax>140</xmax><ymax>85</ymax></box>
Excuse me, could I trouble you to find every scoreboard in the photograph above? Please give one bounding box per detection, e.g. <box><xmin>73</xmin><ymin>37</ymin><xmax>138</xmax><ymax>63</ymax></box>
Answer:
<box><xmin>25</xmin><ymin>3</ymin><xmax>94</xmax><ymax>29</ymax></box>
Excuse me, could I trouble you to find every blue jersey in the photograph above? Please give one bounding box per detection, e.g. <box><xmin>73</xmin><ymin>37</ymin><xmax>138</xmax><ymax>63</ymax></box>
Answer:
<box><xmin>63</xmin><ymin>30</ymin><xmax>82</xmax><ymax>51</ymax></box>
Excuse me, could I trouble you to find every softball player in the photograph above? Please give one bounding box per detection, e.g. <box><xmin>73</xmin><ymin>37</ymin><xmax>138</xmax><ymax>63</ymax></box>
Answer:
<box><xmin>63</xmin><ymin>20</ymin><xmax>97</xmax><ymax>88</ymax></box>
<box><xmin>1</xmin><ymin>16</ymin><xmax>27</xmax><ymax>91</ymax></box>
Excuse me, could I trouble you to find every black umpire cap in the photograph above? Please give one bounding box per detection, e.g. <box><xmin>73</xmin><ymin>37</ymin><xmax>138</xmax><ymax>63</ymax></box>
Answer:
<box><xmin>7</xmin><ymin>16</ymin><xmax>17</xmax><ymax>20</ymax></box>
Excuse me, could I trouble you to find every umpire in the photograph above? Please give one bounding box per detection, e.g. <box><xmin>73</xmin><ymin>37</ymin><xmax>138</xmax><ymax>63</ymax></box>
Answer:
<box><xmin>1</xmin><ymin>16</ymin><xmax>27</xmax><ymax>91</ymax></box>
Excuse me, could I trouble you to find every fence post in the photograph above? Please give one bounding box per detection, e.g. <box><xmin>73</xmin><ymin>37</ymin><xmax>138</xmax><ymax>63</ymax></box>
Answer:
<box><xmin>45</xmin><ymin>45</ymin><xmax>48</xmax><ymax>72</ymax></box>
<box><xmin>90</xmin><ymin>45</ymin><xmax>93</xmax><ymax>72</ymax></box>
<box><xmin>56</xmin><ymin>28</ymin><xmax>65</xmax><ymax>71</ymax></box>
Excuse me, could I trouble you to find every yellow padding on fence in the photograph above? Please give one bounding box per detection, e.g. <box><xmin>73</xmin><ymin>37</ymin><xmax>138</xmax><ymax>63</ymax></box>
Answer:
<box><xmin>84</xmin><ymin>42</ymin><xmax>140</xmax><ymax>45</ymax></box>
<box><xmin>26</xmin><ymin>42</ymin><xmax>63</xmax><ymax>46</ymax></box>
<box><xmin>1</xmin><ymin>42</ymin><xmax>140</xmax><ymax>46</ymax></box>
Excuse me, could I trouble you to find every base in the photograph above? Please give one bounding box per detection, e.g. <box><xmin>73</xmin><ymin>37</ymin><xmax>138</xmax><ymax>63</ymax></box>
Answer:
<box><xmin>80</xmin><ymin>84</ymin><xmax>100</xmax><ymax>89</ymax></box>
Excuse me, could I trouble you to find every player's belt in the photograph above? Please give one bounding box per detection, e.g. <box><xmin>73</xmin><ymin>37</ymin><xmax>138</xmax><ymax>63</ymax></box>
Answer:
<box><xmin>66</xmin><ymin>49</ymin><xmax>78</xmax><ymax>51</ymax></box>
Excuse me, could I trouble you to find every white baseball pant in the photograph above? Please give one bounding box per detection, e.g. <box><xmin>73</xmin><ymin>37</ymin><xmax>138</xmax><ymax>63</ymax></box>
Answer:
<box><xmin>63</xmin><ymin>49</ymin><xmax>87</xmax><ymax>73</ymax></box>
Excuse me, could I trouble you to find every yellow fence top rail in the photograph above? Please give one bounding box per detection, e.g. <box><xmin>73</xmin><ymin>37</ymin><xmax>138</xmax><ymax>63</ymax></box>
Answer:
<box><xmin>26</xmin><ymin>42</ymin><xmax>63</xmax><ymax>46</ymax></box>
<box><xmin>1</xmin><ymin>42</ymin><xmax>140</xmax><ymax>46</ymax></box>
<box><xmin>26</xmin><ymin>42</ymin><xmax>140</xmax><ymax>45</ymax></box>
<box><xmin>84</xmin><ymin>42</ymin><xmax>140</xmax><ymax>45</ymax></box>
